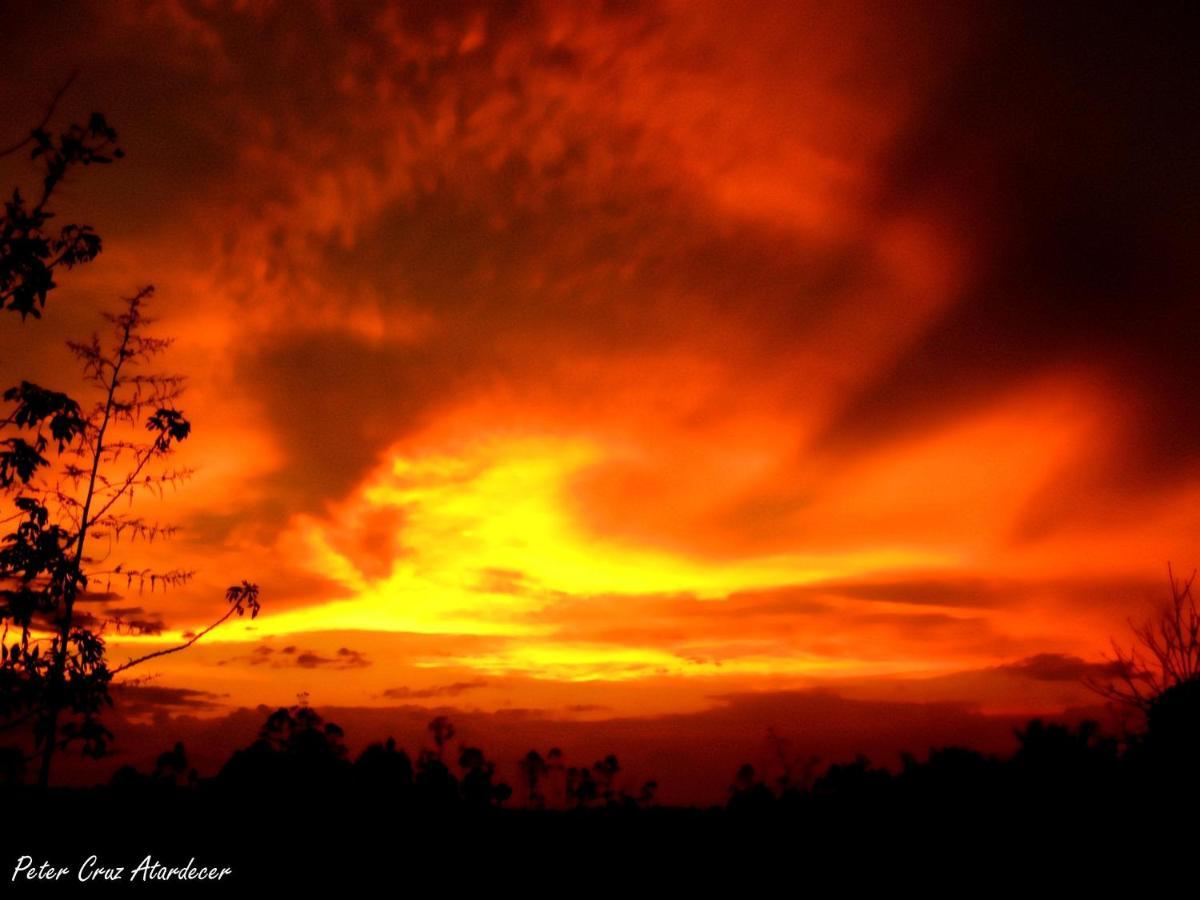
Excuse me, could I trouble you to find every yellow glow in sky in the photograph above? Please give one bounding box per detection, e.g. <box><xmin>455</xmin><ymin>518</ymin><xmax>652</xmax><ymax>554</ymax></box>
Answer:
<box><xmin>148</xmin><ymin>436</ymin><xmax>954</xmax><ymax>681</ymax></box>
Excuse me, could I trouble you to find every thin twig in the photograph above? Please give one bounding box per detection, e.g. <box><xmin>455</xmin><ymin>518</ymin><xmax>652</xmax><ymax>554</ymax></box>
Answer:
<box><xmin>0</xmin><ymin>70</ymin><xmax>79</xmax><ymax>159</ymax></box>
<box><xmin>109</xmin><ymin>604</ymin><xmax>238</xmax><ymax>677</ymax></box>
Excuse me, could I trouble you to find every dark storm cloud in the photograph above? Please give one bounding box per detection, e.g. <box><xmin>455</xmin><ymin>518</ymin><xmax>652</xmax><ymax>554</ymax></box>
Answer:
<box><xmin>995</xmin><ymin>653</ymin><xmax>1124</xmax><ymax>683</ymax></box>
<box><xmin>800</xmin><ymin>577</ymin><xmax>1008</xmax><ymax>609</ymax></box>
<box><xmin>799</xmin><ymin>574</ymin><xmax>1163</xmax><ymax>612</ymax></box>
<box><xmin>110</xmin><ymin>684</ymin><xmax>227</xmax><ymax>713</ymax></box>
<box><xmin>219</xmin><ymin>643</ymin><xmax>371</xmax><ymax>670</ymax></box>
<box><xmin>504</xmin><ymin>580</ymin><xmax>1022</xmax><ymax>661</ymax></box>
<box><xmin>239</xmin><ymin>173</ymin><xmax>868</xmax><ymax>519</ymax></box>
<box><xmin>817</xmin><ymin>3</ymin><xmax>1200</xmax><ymax>521</ymax></box>
<box><xmin>381</xmin><ymin>678</ymin><xmax>489</xmax><ymax>700</ymax></box>
<box><xmin>295</xmin><ymin>647</ymin><xmax>371</xmax><ymax>670</ymax></box>
<box><xmin>214</xmin><ymin>0</ymin><xmax>1200</xmax><ymax>544</ymax></box>
<box><xmin>241</xmin><ymin>333</ymin><xmax>469</xmax><ymax>507</ymax></box>
<box><xmin>5</xmin><ymin>1</ymin><xmax>1192</xmax><ymax>521</ymax></box>
<box><xmin>34</xmin><ymin>607</ymin><xmax>166</xmax><ymax>636</ymax></box>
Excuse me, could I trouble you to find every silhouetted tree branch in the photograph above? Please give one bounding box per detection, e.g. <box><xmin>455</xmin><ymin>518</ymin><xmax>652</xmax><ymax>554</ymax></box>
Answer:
<box><xmin>1</xmin><ymin>74</ymin><xmax>123</xmax><ymax>319</ymax></box>
<box><xmin>1</xmin><ymin>291</ymin><xmax>261</xmax><ymax>786</ymax></box>
<box><xmin>109</xmin><ymin>582</ymin><xmax>259</xmax><ymax>677</ymax></box>
<box><xmin>1087</xmin><ymin>564</ymin><xmax>1200</xmax><ymax>713</ymax></box>
<box><xmin>0</xmin><ymin>71</ymin><xmax>78</xmax><ymax>159</ymax></box>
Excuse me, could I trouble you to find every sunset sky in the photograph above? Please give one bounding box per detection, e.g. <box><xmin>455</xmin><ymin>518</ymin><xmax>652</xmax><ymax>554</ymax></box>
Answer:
<box><xmin>3</xmin><ymin>1</ymin><xmax>1198</xmax><ymax>800</ymax></box>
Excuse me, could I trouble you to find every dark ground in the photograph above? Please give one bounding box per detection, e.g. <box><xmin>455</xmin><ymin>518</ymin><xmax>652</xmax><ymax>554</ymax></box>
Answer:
<box><xmin>0</xmin><ymin>783</ymin><xmax>1182</xmax><ymax>894</ymax></box>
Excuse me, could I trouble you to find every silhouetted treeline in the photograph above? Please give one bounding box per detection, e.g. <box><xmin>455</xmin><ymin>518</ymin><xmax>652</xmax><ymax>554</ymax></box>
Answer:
<box><xmin>6</xmin><ymin>676</ymin><xmax>1200</xmax><ymax>820</ymax></box>
<box><xmin>94</xmin><ymin>704</ymin><xmax>657</xmax><ymax>815</ymax></box>
<box><xmin>4</xmin><ymin>684</ymin><xmax>1198</xmax><ymax>890</ymax></box>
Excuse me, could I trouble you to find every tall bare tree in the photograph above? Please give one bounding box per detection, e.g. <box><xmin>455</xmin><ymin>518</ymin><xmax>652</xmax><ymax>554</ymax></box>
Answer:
<box><xmin>1088</xmin><ymin>565</ymin><xmax>1200</xmax><ymax>714</ymax></box>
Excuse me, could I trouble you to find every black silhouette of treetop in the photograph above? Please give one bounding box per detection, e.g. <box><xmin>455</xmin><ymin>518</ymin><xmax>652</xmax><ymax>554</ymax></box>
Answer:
<box><xmin>1089</xmin><ymin>565</ymin><xmax>1200</xmax><ymax>713</ymax></box>
<box><xmin>0</xmin><ymin>286</ymin><xmax>260</xmax><ymax>787</ymax></box>
<box><xmin>520</xmin><ymin>749</ymin><xmax>549</xmax><ymax>807</ymax></box>
<box><xmin>1</xmin><ymin>72</ymin><xmax>124</xmax><ymax>320</ymax></box>
<box><xmin>428</xmin><ymin>714</ymin><xmax>455</xmax><ymax>759</ymax></box>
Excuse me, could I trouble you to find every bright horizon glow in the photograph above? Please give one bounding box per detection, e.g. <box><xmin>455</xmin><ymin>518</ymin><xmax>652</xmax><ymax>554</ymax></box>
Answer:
<box><xmin>118</xmin><ymin>435</ymin><xmax>958</xmax><ymax>685</ymax></box>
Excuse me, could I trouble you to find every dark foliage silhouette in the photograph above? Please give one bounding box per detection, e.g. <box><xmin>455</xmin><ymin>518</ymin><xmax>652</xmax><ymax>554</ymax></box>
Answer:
<box><xmin>519</xmin><ymin>749</ymin><xmax>549</xmax><ymax>808</ymax></box>
<box><xmin>0</xmin><ymin>89</ymin><xmax>259</xmax><ymax>787</ymax></box>
<box><xmin>0</xmin><ymin>291</ymin><xmax>260</xmax><ymax>787</ymax></box>
<box><xmin>95</xmin><ymin>709</ymin><xmax>674</xmax><ymax>821</ymax></box>
<box><xmin>719</xmin><ymin>569</ymin><xmax>1200</xmax><ymax>823</ymax></box>
<box><xmin>459</xmin><ymin>745</ymin><xmax>512</xmax><ymax>809</ymax></box>
<box><xmin>428</xmin><ymin>714</ymin><xmax>454</xmax><ymax>757</ymax></box>
<box><xmin>1</xmin><ymin>678</ymin><xmax>1198</xmax><ymax>892</ymax></box>
<box><xmin>354</xmin><ymin>736</ymin><xmax>413</xmax><ymax>796</ymax></box>
<box><xmin>1088</xmin><ymin>565</ymin><xmax>1200</xmax><ymax>713</ymax></box>
<box><xmin>566</xmin><ymin>763</ymin><xmax>597</xmax><ymax>809</ymax></box>
<box><xmin>218</xmin><ymin>702</ymin><xmax>350</xmax><ymax>793</ymax></box>
<box><xmin>1</xmin><ymin>73</ymin><xmax>123</xmax><ymax>320</ymax></box>
<box><xmin>728</xmin><ymin>763</ymin><xmax>774</xmax><ymax>814</ymax></box>
<box><xmin>53</xmin><ymin>682</ymin><xmax>1200</xmax><ymax>825</ymax></box>
<box><xmin>1138</xmin><ymin>676</ymin><xmax>1200</xmax><ymax>794</ymax></box>
<box><xmin>215</xmin><ymin>709</ymin><xmax>517</xmax><ymax>813</ymax></box>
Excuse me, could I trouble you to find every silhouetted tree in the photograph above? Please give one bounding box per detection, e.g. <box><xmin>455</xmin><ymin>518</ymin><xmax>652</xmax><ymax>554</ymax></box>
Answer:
<box><xmin>896</xmin><ymin>746</ymin><xmax>1000</xmax><ymax>808</ymax></box>
<box><xmin>459</xmin><ymin>745</ymin><xmax>511</xmax><ymax>810</ymax></box>
<box><xmin>218</xmin><ymin>703</ymin><xmax>349</xmax><ymax>792</ymax></box>
<box><xmin>428</xmin><ymin>714</ymin><xmax>455</xmax><ymax>760</ymax></box>
<box><xmin>35</xmin><ymin>695</ymin><xmax>1200</xmax><ymax>832</ymax></box>
<box><xmin>566</xmin><ymin>765</ymin><xmax>597</xmax><ymax>809</ymax></box>
<box><xmin>636</xmin><ymin>779</ymin><xmax>657</xmax><ymax>807</ymax></box>
<box><xmin>1009</xmin><ymin>719</ymin><xmax>1120</xmax><ymax>810</ymax></box>
<box><xmin>545</xmin><ymin>746</ymin><xmax>564</xmax><ymax>807</ymax></box>
<box><xmin>152</xmin><ymin>740</ymin><xmax>194</xmax><ymax>786</ymax></box>
<box><xmin>593</xmin><ymin>754</ymin><xmax>620</xmax><ymax>805</ymax></box>
<box><xmin>354</xmin><ymin>737</ymin><xmax>414</xmax><ymax>798</ymax></box>
<box><xmin>766</xmin><ymin>727</ymin><xmax>820</xmax><ymax>795</ymax></box>
<box><xmin>108</xmin><ymin>762</ymin><xmax>148</xmax><ymax>791</ymax></box>
<box><xmin>0</xmin><ymin>290</ymin><xmax>260</xmax><ymax>787</ymax></box>
<box><xmin>520</xmin><ymin>749</ymin><xmax>549</xmax><ymax>808</ymax></box>
<box><xmin>0</xmin><ymin>744</ymin><xmax>24</xmax><ymax>785</ymax></box>
<box><xmin>105</xmin><ymin>740</ymin><xmax>195</xmax><ymax>791</ymax></box>
<box><xmin>1</xmin><ymin>85</ymin><xmax>260</xmax><ymax>786</ymax></box>
<box><xmin>1089</xmin><ymin>565</ymin><xmax>1200</xmax><ymax>713</ymax></box>
<box><xmin>810</xmin><ymin>755</ymin><xmax>894</xmax><ymax>809</ymax></box>
<box><xmin>415</xmin><ymin>716</ymin><xmax>460</xmax><ymax>808</ymax></box>
<box><xmin>1139</xmin><ymin>677</ymin><xmax>1200</xmax><ymax>794</ymax></box>
<box><xmin>1</xmin><ymin>73</ymin><xmax>122</xmax><ymax>320</ymax></box>
<box><xmin>727</xmin><ymin>763</ymin><xmax>774</xmax><ymax>814</ymax></box>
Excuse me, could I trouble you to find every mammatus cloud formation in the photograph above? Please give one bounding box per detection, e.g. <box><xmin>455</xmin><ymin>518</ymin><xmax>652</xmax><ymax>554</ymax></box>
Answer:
<box><xmin>2</xmin><ymin>1</ymin><xmax>1198</xmax><ymax>783</ymax></box>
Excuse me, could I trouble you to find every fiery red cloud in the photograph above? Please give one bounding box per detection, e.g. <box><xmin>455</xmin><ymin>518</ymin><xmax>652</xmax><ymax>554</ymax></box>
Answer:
<box><xmin>2</xmin><ymin>1</ymin><xmax>1197</xmax><ymax>798</ymax></box>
